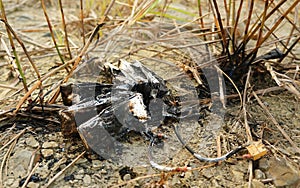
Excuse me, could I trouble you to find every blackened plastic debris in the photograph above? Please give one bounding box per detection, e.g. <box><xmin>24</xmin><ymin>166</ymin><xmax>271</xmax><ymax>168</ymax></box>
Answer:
<box><xmin>60</xmin><ymin>60</ymin><xmax>182</xmax><ymax>160</ymax></box>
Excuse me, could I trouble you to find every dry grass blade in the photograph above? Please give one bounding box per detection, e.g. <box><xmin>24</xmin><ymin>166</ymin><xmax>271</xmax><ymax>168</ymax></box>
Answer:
<box><xmin>80</xmin><ymin>0</ymin><xmax>85</xmax><ymax>45</ymax></box>
<box><xmin>58</xmin><ymin>0</ymin><xmax>72</xmax><ymax>59</ymax></box>
<box><xmin>0</xmin><ymin>138</ymin><xmax>16</xmax><ymax>187</ymax></box>
<box><xmin>13</xmin><ymin>80</ymin><xmax>42</xmax><ymax>113</ymax></box>
<box><xmin>238</xmin><ymin>0</ymin><xmax>286</xmax><ymax>54</ymax></box>
<box><xmin>248</xmin><ymin>1</ymin><xmax>300</xmax><ymax>58</ymax></box>
<box><xmin>197</xmin><ymin>0</ymin><xmax>205</xmax><ymax>29</ymax></box>
<box><xmin>0</xmin><ymin>127</ymin><xmax>26</xmax><ymax>187</ymax></box>
<box><xmin>242</xmin><ymin>68</ymin><xmax>254</xmax><ymax>188</ymax></box>
<box><xmin>210</xmin><ymin>0</ymin><xmax>230</xmax><ymax>56</ymax></box>
<box><xmin>0</xmin><ymin>0</ymin><xmax>28</xmax><ymax>92</ymax></box>
<box><xmin>0</xmin><ymin>19</ymin><xmax>41</xmax><ymax>80</ymax></box>
<box><xmin>41</xmin><ymin>0</ymin><xmax>65</xmax><ymax>66</ymax></box>
<box><xmin>231</xmin><ymin>0</ymin><xmax>243</xmax><ymax>50</ymax></box>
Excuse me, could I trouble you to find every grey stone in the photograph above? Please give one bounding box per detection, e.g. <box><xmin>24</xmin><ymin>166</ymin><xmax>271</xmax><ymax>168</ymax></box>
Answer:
<box><xmin>258</xmin><ymin>158</ymin><xmax>269</xmax><ymax>171</ymax></box>
<box><xmin>11</xmin><ymin>149</ymin><xmax>32</xmax><ymax>167</ymax></box>
<box><xmin>10</xmin><ymin>149</ymin><xmax>32</xmax><ymax>177</ymax></box>
<box><xmin>77</xmin><ymin>169</ymin><xmax>85</xmax><ymax>174</ymax></box>
<box><xmin>268</xmin><ymin>157</ymin><xmax>300</xmax><ymax>187</ymax></box>
<box><xmin>231</xmin><ymin>170</ymin><xmax>244</xmax><ymax>181</ymax></box>
<box><xmin>5</xmin><ymin>178</ymin><xmax>14</xmax><ymax>186</ymax></box>
<box><xmin>83</xmin><ymin>175</ymin><xmax>92</xmax><ymax>185</ymax></box>
<box><xmin>202</xmin><ymin>168</ymin><xmax>214</xmax><ymax>179</ymax></box>
<box><xmin>12</xmin><ymin>164</ymin><xmax>26</xmax><ymax>178</ymax></box>
<box><xmin>25</xmin><ymin>136</ymin><xmax>39</xmax><ymax>148</ymax></box>
<box><xmin>35</xmin><ymin>164</ymin><xmax>49</xmax><ymax>179</ymax></box>
<box><xmin>74</xmin><ymin>174</ymin><xmax>84</xmax><ymax>180</ymax></box>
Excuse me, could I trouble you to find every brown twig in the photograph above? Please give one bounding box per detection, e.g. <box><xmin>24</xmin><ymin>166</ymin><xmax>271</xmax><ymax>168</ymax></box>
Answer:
<box><xmin>13</xmin><ymin>80</ymin><xmax>42</xmax><ymax>113</ymax></box>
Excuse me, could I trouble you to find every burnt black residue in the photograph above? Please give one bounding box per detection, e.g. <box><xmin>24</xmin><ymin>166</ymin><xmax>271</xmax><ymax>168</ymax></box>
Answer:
<box><xmin>19</xmin><ymin>173</ymin><xmax>41</xmax><ymax>187</ymax></box>
<box><xmin>64</xmin><ymin>174</ymin><xmax>75</xmax><ymax>181</ymax></box>
<box><xmin>118</xmin><ymin>166</ymin><xmax>137</xmax><ymax>180</ymax></box>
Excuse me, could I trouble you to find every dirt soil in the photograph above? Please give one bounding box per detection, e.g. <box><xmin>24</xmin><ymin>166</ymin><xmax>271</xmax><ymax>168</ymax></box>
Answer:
<box><xmin>0</xmin><ymin>1</ymin><xmax>299</xmax><ymax>188</ymax></box>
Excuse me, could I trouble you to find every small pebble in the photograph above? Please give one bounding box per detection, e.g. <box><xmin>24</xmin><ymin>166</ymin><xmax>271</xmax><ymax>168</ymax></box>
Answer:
<box><xmin>254</xmin><ymin>169</ymin><xmax>266</xmax><ymax>179</ymax></box>
<box><xmin>92</xmin><ymin>160</ymin><xmax>102</xmax><ymax>169</ymax></box>
<box><xmin>42</xmin><ymin>141</ymin><xmax>58</xmax><ymax>148</ymax></box>
<box><xmin>27</xmin><ymin>182</ymin><xmax>39</xmax><ymax>188</ymax></box>
<box><xmin>25</xmin><ymin>136</ymin><xmax>39</xmax><ymax>148</ymax></box>
<box><xmin>123</xmin><ymin>174</ymin><xmax>131</xmax><ymax>181</ymax></box>
<box><xmin>83</xmin><ymin>175</ymin><xmax>92</xmax><ymax>185</ymax></box>
<box><xmin>251</xmin><ymin>179</ymin><xmax>265</xmax><ymax>188</ymax></box>
<box><xmin>41</xmin><ymin>149</ymin><xmax>53</xmax><ymax>158</ymax></box>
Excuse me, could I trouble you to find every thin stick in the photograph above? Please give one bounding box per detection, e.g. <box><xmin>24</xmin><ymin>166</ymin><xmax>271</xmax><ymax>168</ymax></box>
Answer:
<box><xmin>242</xmin><ymin>68</ymin><xmax>253</xmax><ymax>188</ymax></box>
<box><xmin>0</xmin><ymin>1</ymin><xmax>28</xmax><ymax>92</ymax></box>
<box><xmin>0</xmin><ymin>19</ymin><xmax>41</xmax><ymax>80</ymax></box>
<box><xmin>41</xmin><ymin>0</ymin><xmax>65</xmax><ymax>66</ymax></box>
<box><xmin>112</xmin><ymin>164</ymin><xmax>216</xmax><ymax>188</ymax></box>
<box><xmin>243</xmin><ymin>68</ymin><xmax>253</xmax><ymax>142</ymax></box>
<box><xmin>231</xmin><ymin>0</ymin><xmax>243</xmax><ymax>50</ymax></box>
<box><xmin>45</xmin><ymin>151</ymin><xmax>86</xmax><ymax>188</ymax></box>
<box><xmin>58</xmin><ymin>0</ymin><xmax>72</xmax><ymax>59</ymax></box>
<box><xmin>0</xmin><ymin>83</ymin><xmax>18</xmax><ymax>90</ymax></box>
<box><xmin>252</xmin><ymin>91</ymin><xmax>300</xmax><ymax>154</ymax></box>
<box><xmin>80</xmin><ymin>0</ymin><xmax>85</xmax><ymax>45</ymax></box>
<box><xmin>0</xmin><ymin>139</ymin><xmax>16</xmax><ymax>187</ymax></box>
<box><xmin>216</xmin><ymin>135</ymin><xmax>222</xmax><ymax>165</ymax></box>
<box><xmin>248</xmin><ymin>0</ymin><xmax>300</xmax><ymax>60</ymax></box>
<box><xmin>197</xmin><ymin>0</ymin><xmax>205</xmax><ymax>29</ymax></box>
<box><xmin>26</xmin><ymin>146</ymin><xmax>40</xmax><ymax>177</ymax></box>
<box><xmin>211</xmin><ymin>0</ymin><xmax>230</xmax><ymax>58</ymax></box>
<box><xmin>13</xmin><ymin>80</ymin><xmax>42</xmax><ymax>113</ymax></box>
<box><xmin>0</xmin><ymin>128</ymin><xmax>26</xmax><ymax>152</ymax></box>
<box><xmin>21</xmin><ymin>162</ymin><xmax>40</xmax><ymax>188</ymax></box>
